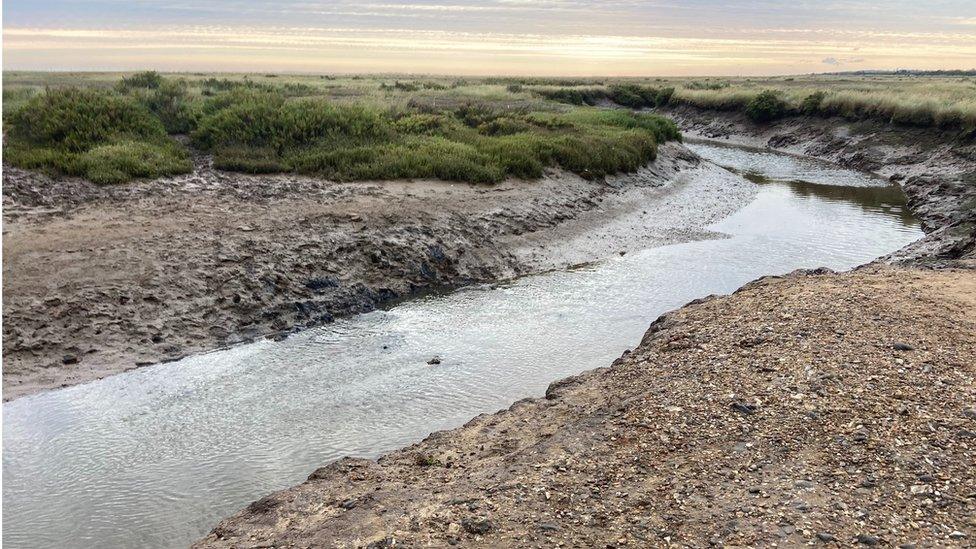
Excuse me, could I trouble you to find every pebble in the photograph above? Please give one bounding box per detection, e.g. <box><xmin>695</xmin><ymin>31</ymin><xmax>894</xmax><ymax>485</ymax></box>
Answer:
<box><xmin>816</xmin><ymin>532</ymin><xmax>835</xmax><ymax>542</ymax></box>
<box><xmin>461</xmin><ymin>517</ymin><xmax>493</xmax><ymax>535</ymax></box>
<box><xmin>731</xmin><ymin>402</ymin><xmax>758</xmax><ymax>415</ymax></box>
<box><xmin>857</xmin><ymin>534</ymin><xmax>879</xmax><ymax>545</ymax></box>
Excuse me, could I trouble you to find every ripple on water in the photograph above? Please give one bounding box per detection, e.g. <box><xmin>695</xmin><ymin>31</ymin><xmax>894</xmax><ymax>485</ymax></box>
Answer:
<box><xmin>3</xmin><ymin>144</ymin><xmax>923</xmax><ymax>549</ymax></box>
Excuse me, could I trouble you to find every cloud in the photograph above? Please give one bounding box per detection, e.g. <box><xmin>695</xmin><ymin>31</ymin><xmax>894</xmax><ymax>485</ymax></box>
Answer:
<box><xmin>822</xmin><ymin>56</ymin><xmax>865</xmax><ymax>65</ymax></box>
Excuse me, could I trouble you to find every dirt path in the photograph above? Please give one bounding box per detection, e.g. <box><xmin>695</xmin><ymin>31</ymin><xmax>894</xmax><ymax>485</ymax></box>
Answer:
<box><xmin>2</xmin><ymin>143</ymin><xmax>756</xmax><ymax>400</ymax></box>
<box><xmin>195</xmin><ymin>264</ymin><xmax>976</xmax><ymax>548</ymax></box>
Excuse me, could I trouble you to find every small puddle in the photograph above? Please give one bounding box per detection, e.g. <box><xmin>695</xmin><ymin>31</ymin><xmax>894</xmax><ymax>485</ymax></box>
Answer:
<box><xmin>2</xmin><ymin>143</ymin><xmax>923</xmax><ymax>548</ymax></box>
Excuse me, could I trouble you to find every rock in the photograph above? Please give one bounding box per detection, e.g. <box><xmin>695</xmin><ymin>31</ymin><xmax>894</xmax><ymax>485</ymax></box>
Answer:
<box><xmin>731</xmin><ymin>402</ymin><xmax>758</xmax><ymax>415</ymax></box>
<box><xmin>339</xmin><ymin>498</ymin><xmax>357</xmax><ymax>510</ymax></box>
<box><xmin>892</xmin><ymin>342</ymin><xmax>914</xmax><ymax>351</ymax></box>
<box><xmin>857</xmin><ymin>534</ymin><xmax>879</xmax><ymax>545</ymax></box>
<box><xmin>538</xmin><ymin>523</ymin><xmax>559</xmax><ymax>532</ymax></box>
<box><xmin>816</xmin><ymin>532</ymin><xmax>836</xmax><ymax>542</ymax></box>
<box><xmin>949</xmin><ymin>531</ymin><xmax>967</xmax><ymax>539</ymax></box>
<box><xmin>963</xmin><ymin>407</ymin><xmax>976</xmax><ymax>420</ymax></box>
<box><xmin>61</xmin><ymin>354</ymin><xmax>79</xmax><ymax>365</ymax></box>
<box><xmin>427</xmin><ymin>356</ymin><xmax>442</xmax><ymax>365</ymax></box>
<box><xmin>461</xmin><ymin>517</ymin><xmax>493</xmax><ymax>535</ymax></box>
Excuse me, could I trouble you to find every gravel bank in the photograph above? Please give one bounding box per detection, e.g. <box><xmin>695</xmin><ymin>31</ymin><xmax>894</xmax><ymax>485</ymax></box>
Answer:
<box><xmin>196</xmin><ymin>264</ymin><xmax>976</xmax><ymax>548</ymax></box>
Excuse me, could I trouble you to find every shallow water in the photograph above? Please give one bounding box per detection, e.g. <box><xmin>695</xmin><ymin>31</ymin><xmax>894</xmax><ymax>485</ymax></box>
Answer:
<box><xmin>2</xmin><ymin>143</ymin><xmax>923</xmax><ymax>549</ymax></box>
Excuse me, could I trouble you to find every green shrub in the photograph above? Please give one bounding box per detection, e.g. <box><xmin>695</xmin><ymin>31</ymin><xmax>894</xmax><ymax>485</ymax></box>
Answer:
<box><xmin>745</xmin><ymin>90</ymin><xmax>789</xmax><ymax>122</ymax></box>
<box><xmin>8</xmin><ymin>81</ymin><xmax>683</xmax><ymax>185</ymax></box>
<box><xmin>81</xmin><ymin>140</ymin><xmax>192</xmax><ymax>184</ymax></box>
<box><xmin>477</xmin><ymin>117</ymin><xmax>533</xmax><ymax>136</ymax></box>
<box><xmin>655</xmin><ymin>87</ymin><xmax>675</xmax><ymax>107</ymax></box>
<box><xmin>393</xmin><ymin>113</ymin><xmax>448</xmax><ymax>134</ymax></box>
<box><xmin>129</xmin><ymin>78</ymin><xmax>199</xmax><ymax>133</ymax></box>
<box><xmin>607</xmin><ymin>84</ymin><xmax>675</xmax><ymax>109</ymax></box>
<box><xmin>10</xmin><ymin>87</ymin><xmax>166</xmax><ymax>151</ymax></box>
<box><xmin>535</xmin><ymin>87</ymin><xmax>607</xmax><ymax>106</ymax></box>
<box><xmin>800</xmin><ymin>91</ymin><xmax>827</xmax><ymax>116</ymax></box>
<box><xmin>684</xmin><ymin>80</ymin><xmax>730</xmax><ymax>90</ymax></box>
<box><xmin>193</xmin><ymin>96</ymin><xmax>391</xmax><ymax>154</ymax></box>
<box><xmin>5</xmin><ymin>87</ymin><xmax>191</xmax><ymax>183</ymax></box>
<box><xmin>116</xmin><ymin>71</ymin><xmax>164</xmax><ymax>91</ymax></box>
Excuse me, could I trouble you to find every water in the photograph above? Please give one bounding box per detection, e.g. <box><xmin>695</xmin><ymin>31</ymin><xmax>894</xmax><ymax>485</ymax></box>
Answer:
<box><xmin>2</xmin><ymin>142</ymin><xmax>922</xmax><ymax>549</ymax></box>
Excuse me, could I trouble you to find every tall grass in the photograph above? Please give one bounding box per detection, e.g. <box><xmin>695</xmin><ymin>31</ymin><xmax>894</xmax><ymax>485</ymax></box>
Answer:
<box><xmin>666</xmin><ymin>79</ymin><xmax>976</xmax><ymax>128</ymax></box>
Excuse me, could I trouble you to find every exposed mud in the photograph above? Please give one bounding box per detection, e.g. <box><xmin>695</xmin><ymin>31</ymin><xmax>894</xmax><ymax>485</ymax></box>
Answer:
<box><xmin>661</xmin><ymin>105</ymin><xmax>976</xmax><ymax>261</ymax></box>
<box><xmin>194</xmin><ymin>111</ymin><xmax>976</xmax><ymax>548</ymax></box>
<box><xmin>195</xmin><ymin>264</ymin><xmax>976</xmax><ymax>548</ymax></box>
<box><xmin>2</xmin><ymin>143</ymin><xmax>757</xmax><ymax>400</ymax></box>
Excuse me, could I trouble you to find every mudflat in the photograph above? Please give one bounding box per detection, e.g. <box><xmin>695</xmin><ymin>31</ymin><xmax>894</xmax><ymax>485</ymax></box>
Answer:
<box><xmin>2</xmin><ymin>143</ymin><xmax>756</xmax><ymax>400</ymax></box>
<box><xmin>196</xmin><ymin>264</ymin><xmax>976</xmax><ymax>548</ymax></box>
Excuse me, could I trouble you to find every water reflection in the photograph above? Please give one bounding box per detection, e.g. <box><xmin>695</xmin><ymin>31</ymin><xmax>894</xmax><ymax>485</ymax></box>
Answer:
<box><xmin>2</xmin><ymin>144</ymin><xmax>923</xmax><ymax>549</ymax></box>
<box><xmin>687</xmin><ymin>139</ymin><xmax>916</xmax><ymax>227</ymax></box>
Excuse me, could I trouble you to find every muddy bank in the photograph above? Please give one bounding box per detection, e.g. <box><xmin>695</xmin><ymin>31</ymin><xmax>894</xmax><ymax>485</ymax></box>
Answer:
<box><xmin>2</xmin><ymin>143</ymin><xmax>756</xmax><ymax>400</ymax></box>
<box><xmin>196</xmin><ymin>264</ymin><xmax>976</xmax><ymax>548</ymax></box>
<box><xmin>193</xmin><ymin>112</ymin><xmax>975</xmax><ymax>548</ymax></box>
<box><xmin>660</xmin><ymin>104</ymin><xmax>976</xmax><ymax>261</ymax></box>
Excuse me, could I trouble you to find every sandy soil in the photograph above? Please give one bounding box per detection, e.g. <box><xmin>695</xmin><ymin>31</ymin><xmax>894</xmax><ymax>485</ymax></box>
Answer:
<box><xmin>2</xmin><ymin>143</ymin><xmax>756</xmax><ymax>400</ymax></box>
<box><xmin>195</xmin><ymin>264</ymin><xmax>976</xmax><ymax>548</ymax></box>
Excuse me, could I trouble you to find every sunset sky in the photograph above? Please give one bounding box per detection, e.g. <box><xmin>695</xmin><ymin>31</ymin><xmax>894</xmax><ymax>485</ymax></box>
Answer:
<box><xmin>4</xmin><ymin>0</ymin><xmax>976</xmax><ymax>75</ymax></box>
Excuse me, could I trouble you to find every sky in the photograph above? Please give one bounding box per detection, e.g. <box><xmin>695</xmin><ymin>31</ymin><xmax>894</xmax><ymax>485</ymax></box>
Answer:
<box><xmin>4</xmin><ymin>0</ymin><xmax>976</xmax><ymax>76</ymax></box>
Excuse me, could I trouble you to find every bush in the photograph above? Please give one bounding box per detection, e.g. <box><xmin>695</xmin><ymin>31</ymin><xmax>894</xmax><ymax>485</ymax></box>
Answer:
<box><xmin>606</xmin><ymin>84</ymin><xmax>675</xmax><ymax>109</ymax></box>
<box><xmin>8</xmin><ymin>81</ymin><xmax>684</xmax><ymax>185</ymax></box>
<box><xmin>745</xmin><ymin>90</ymin><xmax>789</xmax><ymax>122</ymax></box>
<box><xmin>534</xmin><ymin>87</ymin><xmax>607</xmax><ymax>106</ymax></box>
<box><xmin>684</xmin><ymin>80</ymin><xmax>730</xmax><ymax>90</ymax></box>
<box><xmin>5</xmin><ymin>88</ymin><xmax>191</xmax><ymax>183</ymax></box>
<box><xmin>800</xmin><ymin>91</ymin><xmax>827</xmax><ymax>116</ymax></box>
<box><xmin>193</xmin><ymin>96</ymin><xmax>391</xmax><ymax>154</ymax></box>
<box><xmin>81</xmin><ymin>140</ymin><xmax>192</xmax><ymax>184</ymax></box>
<box><xmin>116</xmin><ymin>71</ymin><xmax>164</xmax><ymax>91</ymax></box>
<box><xmin>655</xmin><ymin>87</ymin><xmax>675</xmax><ymax>107</ymax></box>
<box><xmin>129</xmin><ymin>78</ymin><xmax>199</xmax><ymax>133</ymax></box>
<box><xmin>10</xmin><ymin>87</ymin><xmax>166</xmax><ymax>151</ymax></box>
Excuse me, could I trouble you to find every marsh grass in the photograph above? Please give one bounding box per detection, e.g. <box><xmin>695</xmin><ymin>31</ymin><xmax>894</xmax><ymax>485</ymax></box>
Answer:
<box><xmin>9</xmin><ymin>70</ymin><xmax>968</xmax><ymax>186</ymax></box>
<box><xmin>4</xmin><ymin>87</ymin><xmax>191</xmax><ymax>183</ymax></box>
<box><xmin>665</xmin><ymin>76</ymin><xmax>976</xmax><ymax>128</ymax></box>
<box><xmin>514</xmin><ymin>74</ymin><xmax>976</xmax><ymax>129</ymax></box>
<box><xmin>194</xmin><ymin>90</ymin><xmax>679</xmax><ymax>182</ymax></box>
<box><xmin>3</xmin><ymin>73</ymin><xmax>679</xmax><ymax>184</ymax></box>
